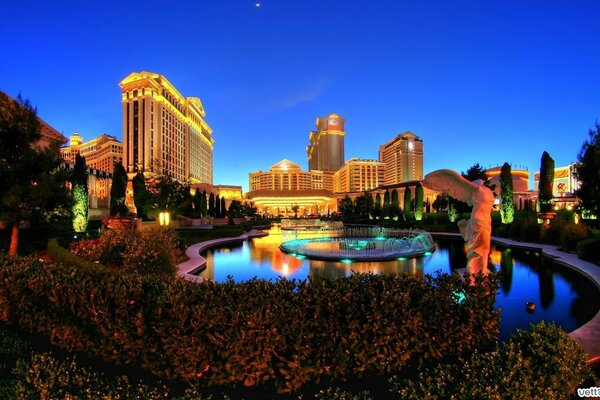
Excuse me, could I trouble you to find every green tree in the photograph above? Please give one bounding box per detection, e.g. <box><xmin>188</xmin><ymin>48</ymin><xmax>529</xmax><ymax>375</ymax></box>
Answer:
<box><xmin>110</xmin><ymin>163</ymin><xmax>128</xmax><ymax>216</ymax></box>
<box><xmin>462</xmin><ymin>162</ymin><xmax>489</xmax><ymax>184</ymax></box>
<box><xmin>220</xmin><ymin>196</ymin><xmax>226</xmax><ymax>218</ymax></box>
<box><xmin>132</xmin><ymin>172</ymin><xmax>148</xmax><ymax>219</ymax></box>
<box><xmin>373</xmin><ymin>193</ymin><xmax>382</xmax><ymax>219</ymax></box>
<box><xmin>338</xmin><ymin>196</ymin><xmax>354</xmax><ymax>220</ymax></box>
<box><xmin>242</xmin><ymin>201</ymin><xmax>257</xmax><ymax>218</ymax></box>
<box><xmin>382</xmin><ymin>190</ymin><xmax>391</xmax><ymax>219</ymax></box>
<box><xmin>500</xmin><ymin>162</ymin><xmax>515</xmax><ymax>224</ymax></box>
<box><xmin>404</xmin><ymin>187</ymin><xmax>412</xmax><ymax>220</ymax></box>
<box><xmin>215</xmin><ymin>194</ymin><xmax>221</xmax><ymax>218</ymax></box>
<box><xmin>353</xmin><ymin>193</ymin><xmax>371</xmax><ymax>219</ymax></box>
<box><xmin>391</xmin><ymin>189</ymin><xmax>400</xmax><ymax>220</ymax></box>
<box><xmin>0</xmin><ymin>93</ymin><xmax>70</xmax><ymax>256</ymax></box>
<box><xmin>414</xmin><ymin>183</ymin><xmax>424</xmax><ymax>221</ymax></box>
<box><xmin>539</xmin><ymin>151</ymin><xmax>555</xmax><ymax>212</ymax></box>
<box><xmin>228</xmin><ymin>200</ymin><xmax>243</xmax><ymax>218</ymax></box>
<box><xmin>71</xmin><ymin>154</ymin><xmax>88</xmax><ymax>232</ymax></box>
<box><xmin>200</xmin><ymin>191</ymin><xmax>208</xmax><ymax>217</ymax></box>
<box><xmin>575</xmin><ymin>122</ymin><xmax>600</xmax><ymax>218</ymax></box>
<box><xmin>208</xmin><ymin>192</ymin><xmax>215</xmax><ymax>217</ymax></box>
<box><xmin>192</xmin><ymin>188</ymin><xmax>201</xmax><ymax>215</ymax></box>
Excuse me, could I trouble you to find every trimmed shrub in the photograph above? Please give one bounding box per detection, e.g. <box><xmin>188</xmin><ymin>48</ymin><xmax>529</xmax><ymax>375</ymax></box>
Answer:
<box><xmin>559</xmin><ymin>223</ymin><xmax>589</xmax><ymax>252</ymax></box>
<box><xmin>12</xmin><ymin>353</ymin><xmax>211</xmax><ymax>400</ymax></box>
<box><xmin>542</xmin><ymin>219</ymin><xmax>565</xmax><ymax>245</ymax></box>
<box><xmin>70</xmin><ymin>227</ymin><xmax>179</xmax><ymax>276</ymax></box>
<box><xmin>0</xmin><ymin>255</ymin><xmax>500</xmax><ymax>393</ymax></box>
<box><xmin>510</xmin><ymin>217</ymin><xmax>541</xmax><ymax>243</ymax></box>
<box><xmin>389</xmin><ymin>322</ymin><xmax>591</xmax><ymax>400</ymax></box>
<box><xmin>315</xmin><ymin>387</ymin><xmax>373</xmax><ymax>400</ymax></box>
<box><xmin>577</xmin><ymin>236</ymin><xmax>600</xmax><ymax>264</ymax></box>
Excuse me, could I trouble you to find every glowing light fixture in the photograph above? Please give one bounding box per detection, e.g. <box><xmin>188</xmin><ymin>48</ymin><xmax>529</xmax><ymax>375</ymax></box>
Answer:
<box><xmin>341</xmin><ymin>259</ymin><xmax>353</xmax><ymax>264</ymax></box>
<box><xmin>159</xmin><ymin>211</ymin><xmax>170</xmax><ymax>226</ymax></box>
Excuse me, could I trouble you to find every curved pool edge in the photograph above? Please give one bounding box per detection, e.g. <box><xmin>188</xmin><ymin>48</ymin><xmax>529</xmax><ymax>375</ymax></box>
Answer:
<box><xmin>431</xmin><ymin>232</ymin><xmax>600</xmax><ymax>360</ymax></box>
<box><xmin>177</xmin><ymin>229</ymin><xmax>268</xmax><ymax>283</ymax></box>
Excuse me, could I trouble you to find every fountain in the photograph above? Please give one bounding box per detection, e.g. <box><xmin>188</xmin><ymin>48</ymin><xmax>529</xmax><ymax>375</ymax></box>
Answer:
<box><xmin>279</xmin><ymin>226</ymin><xmax>435</xmax><ymax>261</ymax></box>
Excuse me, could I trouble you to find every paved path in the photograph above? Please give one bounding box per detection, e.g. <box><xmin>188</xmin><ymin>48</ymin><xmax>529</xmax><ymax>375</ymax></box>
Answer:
<box><xmin>432</xmin><ymin>232</ymin><xmax>600</xmax><ymax>360</ymax></box>
<box><xmin>177</xmin><ymin>229</ymin><xmax>268</xmax><ymax>283</ymax></box>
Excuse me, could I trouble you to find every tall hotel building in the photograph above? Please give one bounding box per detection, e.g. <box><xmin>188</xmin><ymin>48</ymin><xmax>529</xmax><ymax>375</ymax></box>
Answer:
<box><xmin>307</xmin><ymin>113</ymin><xmax>345</xmax><ymax>172</ymax></box>
<box><xmin>119</xmin><ymin>71</ymin><xmax>213</xmax><ymax>183</ymax></box>
<box><xmin>333</xmin><ymin>158</ymin><xmax>384</xmax><ymax>193</ymax></box>
<box><xmin>61</xmin><ymin>132</ymin><xmax>123</xmax><ymax>173</ymax></box>
<box><xmin>379</xmin><ymin>131</ymin><xmax>424</xmax><ymax>185</ymax></box>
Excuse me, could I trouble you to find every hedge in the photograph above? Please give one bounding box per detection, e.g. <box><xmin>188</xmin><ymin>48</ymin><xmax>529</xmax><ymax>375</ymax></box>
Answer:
<box><xmin>0</xmin><ymin>255</ymin><xmax>499</xmax><ymax>393</ymax></box>
<box><xmin>577</xmin><ymin>236</ymin><xmax>600</xmax><ymax>264</ymax></box>
<box><xmin>389</xmin><ymin>322</ymin><xmax>591</xmax><ymax>399</ymax></box>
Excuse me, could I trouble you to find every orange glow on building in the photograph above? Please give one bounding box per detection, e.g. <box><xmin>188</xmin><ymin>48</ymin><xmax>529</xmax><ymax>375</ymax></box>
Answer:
<box><xmin>379</xmin><ymin>131</ymin><xmax>424</xmax><ymax>185</ymax></box>
<box><xmin>119</xmin><ymin>71</ymin><xmax>213</xmax><ymax>184</ymax></box>
<box><xmin>333</xmin><ymin>158</ymin><xmax>384</xmax><ymax>193</ymax></box>
<box><xmin>307</xmin><ymin>113</ymin><xmax>345</xmax><ymax>172</ymax></box>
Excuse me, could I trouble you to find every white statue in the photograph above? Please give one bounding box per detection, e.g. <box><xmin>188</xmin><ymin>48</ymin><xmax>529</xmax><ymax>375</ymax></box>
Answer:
<box><xmin>422</xmin><ymin>169</ymin><xmax>495</xmax><ymax>277</ymax></box>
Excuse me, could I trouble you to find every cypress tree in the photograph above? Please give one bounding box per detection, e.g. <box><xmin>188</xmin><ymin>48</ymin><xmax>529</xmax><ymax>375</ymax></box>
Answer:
<box><xmin>71</xmin><ymin>154</ymin><xmax>89</xmax><ymax>232</ymax></box>
<box><xmin>500</xmin><ymin>162</ymin><xmax>515</xmax><ymax>224</ymax></box>
<box><xmin>132</xmin><ymin>172</ymin><xmax>147</xmax><ymax>219</ymax></box>
<box><xmin>391</xmin><ymin>189</ymin><xmax>400</xmax><ymax>220</ymax></box>
<box><xmin>539</xmin><ymin>151</ymin><xmax>555</xmax><ymax>212</ymax></box>
<box><xmin>192</xmin><ymin>188</ymin><xmax>201</xmax><ymax>214</ymax></box>
<box><xmin>404</xmin><ymin>187</ymin><xmax>412</xmax><ymax>220</ymax></box>
<box><xmin>215</xmin><ymin>194</ymin><xmax>221</xmax><ymax>218</ymax></box>
<box><xmin>110</xmin><ymin>163</ymin><xmax>128</xmax><ymax>216</ymax></box>
<box><xmin>374</xmin><ymin>193</ymin><xmax>382</xmax><ymax>219</ymax></box>
<box><xmin>200</xmin><ymin>190</ymin><xmax>208</xmax><ymax>217</ymax></box>
<box><xmin>414</xmin><ymin>184</ymin><xmax>424</xmax><ymax>221</ymax></box>
<box><xmin>382</xmin><ymin>190</ymin><xmax>391</xmax><ymax>219</ymax></box>
<box><xmin>208</xmin><ymin>192</ymin><xmax>215</xmax><ymax>217</ymax></box>
<box><xmin>220</xmin><ymin>197</ymin><xmax>226</xmax><ymax>218</ymax></box>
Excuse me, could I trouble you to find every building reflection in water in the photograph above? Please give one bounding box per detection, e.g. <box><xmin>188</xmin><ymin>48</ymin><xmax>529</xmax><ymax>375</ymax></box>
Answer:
<box><xmin>199</xmin><ymin>228</ymin><xmax>599</xmax><ymax>341</ymax></box>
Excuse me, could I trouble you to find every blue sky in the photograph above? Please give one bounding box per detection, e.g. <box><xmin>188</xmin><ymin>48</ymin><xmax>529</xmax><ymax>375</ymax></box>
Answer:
<box><xmin>1</xmin><ymin>0</ymin><xmax>599</xmax><ymax>191</ymax></box>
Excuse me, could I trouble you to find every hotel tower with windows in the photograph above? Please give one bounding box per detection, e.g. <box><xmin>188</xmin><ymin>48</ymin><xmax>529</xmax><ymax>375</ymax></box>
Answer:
<box><xmin>307</xmin><ymin>113</ymin><xmax>345</xmax><ymax>172</ymax></box>
<box><xmin>119</xmin><ymin>71</ymin><xmax>214</xmax><ymax>183</ymax></box>
<box><xmin>379</xmin><ymin>131</ymin><xmax>424</xmax><ymax>185</ymax></box>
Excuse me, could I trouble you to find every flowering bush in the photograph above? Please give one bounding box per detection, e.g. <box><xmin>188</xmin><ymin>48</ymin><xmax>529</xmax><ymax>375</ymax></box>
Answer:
<box><xmin>70</xmin><ymin>227</ymin><xmax>178</xmax><ymax>276</ymax></box>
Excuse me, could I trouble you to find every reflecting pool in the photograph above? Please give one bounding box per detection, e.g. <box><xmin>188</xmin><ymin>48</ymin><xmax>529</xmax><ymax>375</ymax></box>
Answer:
<box><xmin>199</xmin><ymin>226</ymin><xmax>600</xmax><ymax>340</ymax></box>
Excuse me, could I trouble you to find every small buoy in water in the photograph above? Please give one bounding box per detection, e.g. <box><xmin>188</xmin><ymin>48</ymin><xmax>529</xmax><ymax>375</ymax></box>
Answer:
<box><xmin>526</xmin><ymin>302</ymin><xmax>536</xmax><ymax>313</ymax></box>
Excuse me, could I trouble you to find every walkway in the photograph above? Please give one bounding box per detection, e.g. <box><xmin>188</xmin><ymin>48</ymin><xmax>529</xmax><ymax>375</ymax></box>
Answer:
<box><xmin>432</xmin><ymin>232</ymin><xmax>600</xmax><ymax>360</ymax></box>
<box><xmin>177</xmin><ymin>229</ymin><xmax>268</xmax><ymax>283</ymax></box>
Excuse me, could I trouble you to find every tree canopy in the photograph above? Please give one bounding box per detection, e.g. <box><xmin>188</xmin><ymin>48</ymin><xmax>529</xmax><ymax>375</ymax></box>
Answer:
<box><xmin>538</xmin><ymin>151</ymin><xmax>555</xmax><ymax>213</ymax></box>
<box><xmin>500</xmin><ymin>162</ymin><xmax>514</xmax><ymax>224</ymax></box>
<box><xmin>0</xmin><ymin>92</ymin><xmax>70</xmax><ymax>255</ymax></box>
<box><xmin>575</xmin><ymin>122</ymin><xmax>600</xmax><ymax>218</ymax></box>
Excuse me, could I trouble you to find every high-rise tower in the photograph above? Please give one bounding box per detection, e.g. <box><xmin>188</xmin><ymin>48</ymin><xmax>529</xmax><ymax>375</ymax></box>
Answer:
<box><xmin>119</xmin><ymin>71</ymin><xmax>213</xmax><ymax>183</ymax></box>
<box><xmin>379</xmin><ymin>131</ymin><xmax>424</xmax><ymax>185</ymax></box>
<box><xmin>306</xmin><ymin>113</ymin><xmax>345</xmax><ymax>172</ymax></box>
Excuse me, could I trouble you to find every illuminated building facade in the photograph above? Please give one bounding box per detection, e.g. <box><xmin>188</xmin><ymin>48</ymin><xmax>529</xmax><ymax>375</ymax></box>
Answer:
<box><xmin>534</xmin><ymin>164</ymin><xmax>580</xmax><ymax>197</ymax></box>
<box><xmin>61</xmin><ymin>132</ymin><xmax>123</xmax><ymax>174</ymax></box>
<box><xmin>533</xmin><ymin>164</ymin><xmax>581</xmax><ymax>210</ymax></box>
<box><xmin>249</xmin><ymin>159</ymin><xmax>334</xmax><ymax>192</ymax></box>
<box><xmin>248</xmin><ymin>160</ymin><xmax>336</xmax><ymax>216</ymax></box>
<box><xmin>379</xmin><ymin>131</ymin><xmax>424</xmax><ymax>185</ymax></box>
<box><xmin>485</xmin><ymin>165</ymin><xmax>533</xmax><ymax>210</ymax></box>
<box><xmin>61</xmin><ymin>133</ymin><xmax>122</xmax><ymax>209</ymax></box>
<box><xmin>333</xmin><ymin>158</ymin><xmax>384</xmax><ymax>193</ymax></box>
<box><xmin>119</xmin><ymin>71</ymin><xmax>213</xmax><ymax>183</ymax></box>
<box><xmin>307</xmin><ymin>113</ymin><xmax>345</xmax><ymax>172</ymax></box>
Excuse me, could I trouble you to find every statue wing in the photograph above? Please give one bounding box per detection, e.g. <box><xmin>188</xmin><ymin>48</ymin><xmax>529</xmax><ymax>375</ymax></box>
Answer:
<box><xmin>422</xmin><ymin>169</ymin><xmax>478</xmax><ymax>203</ymax></box>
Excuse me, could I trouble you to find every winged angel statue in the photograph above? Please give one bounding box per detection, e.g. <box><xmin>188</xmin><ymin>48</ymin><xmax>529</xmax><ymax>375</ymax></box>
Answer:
<box><xmin>422</xmin><ymin>169</ymin><xmax>495</xmax><ymax>276</ymax></box>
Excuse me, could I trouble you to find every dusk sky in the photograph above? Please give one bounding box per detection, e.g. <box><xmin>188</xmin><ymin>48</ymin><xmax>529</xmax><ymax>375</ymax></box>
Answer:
<box><xmin>1</xmin><ymin>1</ymin><xmax>599</xmax><ymax>191</ymax></box>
